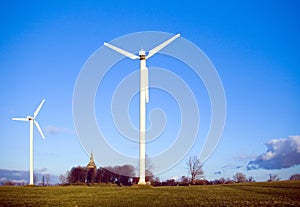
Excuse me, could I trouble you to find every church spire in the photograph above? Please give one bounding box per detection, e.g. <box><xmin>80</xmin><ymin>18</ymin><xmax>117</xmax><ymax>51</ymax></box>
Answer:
<box><xmin>87</xmin><ymin>152</ymin><xmax>96</xmax><ymax>169</ymax></box>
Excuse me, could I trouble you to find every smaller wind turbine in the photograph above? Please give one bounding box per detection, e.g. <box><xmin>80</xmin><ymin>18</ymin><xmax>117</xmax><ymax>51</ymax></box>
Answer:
<box><xmin>12</xmin><ymin>99</ymin><xmax>46</xmax><ymax>185</ymax></box>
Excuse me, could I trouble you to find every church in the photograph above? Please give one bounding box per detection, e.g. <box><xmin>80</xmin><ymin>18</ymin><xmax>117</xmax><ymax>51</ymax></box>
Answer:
<box><xmin>86</xmin><ymin>152</ymin><xmax>96</xmax><ymax>185</ymax></box>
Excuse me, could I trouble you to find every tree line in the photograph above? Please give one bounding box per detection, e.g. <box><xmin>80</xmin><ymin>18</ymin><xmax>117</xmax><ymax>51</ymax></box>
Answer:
<box><xmin>59</xmin><ymin>155</ymin><xmax>204</xmax><ymax>186</ymax></box>
<box><xmin>59</xmin><ymin>164</ymin><xmax>154</xmax><ymax>186</ymax></box>
<box><xmin>3</xmin><ymin>155</ymin><xmax>299</xmax><ymax>186</ymax></box>
<box><xmin>57</xmin><ymin>155</ymin><xmax>300</xmax><ymax>187</ymax></box>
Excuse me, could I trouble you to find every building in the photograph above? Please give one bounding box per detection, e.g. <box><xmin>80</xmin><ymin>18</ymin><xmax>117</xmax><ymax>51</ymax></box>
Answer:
<box><xmin>86</xmin><ymin>152</ymin><xmax>96</xmax><ymax>170</ymax></box>
<box><xmin>86</xmin><ymin>152</ymin><xmax>96</xmax><ymax>185</ymax></box>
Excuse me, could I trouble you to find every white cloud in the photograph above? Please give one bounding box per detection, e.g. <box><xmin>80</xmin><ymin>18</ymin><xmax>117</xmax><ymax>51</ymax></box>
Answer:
<box><xmin>171</xmin><ymin>176</ymin><xmax>180</xmax><ymax>181</ymax></box>
<box><xmin>0</xmin><ymin>177</ymin><xmax>7</xmax><ymax>182</ymax></box>
<box><xmin>13</xmin><ymin>172</ymin><xmax>22</xmax><ymax>176</ymax></box>
<box><xmin>39</xmin><ymin>168</ymin><xmax>47</xmax><ymax>173</ymax></box>
<box><xmin>234</xmin><ymin>154</ymin><xmax>257</xmax><ymax>162</ymax></box>
<box><xmin>247</xmin><ymin>135</ymin><xmax>300</xmax><ymax>170</ymax></box>
<box><xmin>12</xmin><ymin>179</ymin><xmax>27</xmax><ymax>184</ymax></box>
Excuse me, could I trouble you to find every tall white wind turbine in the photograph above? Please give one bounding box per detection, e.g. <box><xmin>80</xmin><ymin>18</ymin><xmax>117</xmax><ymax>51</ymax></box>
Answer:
<box><xmin>12</xmin><ymin>99</ymin><xmax>46</xmax><ymax>185</ymax></box>
<box><xmin>104</xmin><ymin>34</ymin><xmax>180</xmax><ymax>185</ymax></box>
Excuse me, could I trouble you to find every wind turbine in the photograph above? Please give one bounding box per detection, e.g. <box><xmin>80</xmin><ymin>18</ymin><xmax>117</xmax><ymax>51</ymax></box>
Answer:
<box><xmin>12</xmin><ymin>99</ymin><xmax>46</xmax><ymax>185</ymax></box>
<box><xmin>104</xmin><ymin>34</ymin><xmax>180</xmax><ymax>185</ymax></box>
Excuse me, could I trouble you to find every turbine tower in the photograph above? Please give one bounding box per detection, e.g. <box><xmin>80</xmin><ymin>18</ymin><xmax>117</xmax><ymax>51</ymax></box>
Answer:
<box><xmin>104</xmin><ymin>34</ymin><xmax>180</xmax><ymax>185</ymax></box>
<box><xmin>12</xmin><ymin>99</ymin><xmax>46</xmax><ymax>185</ymax></box>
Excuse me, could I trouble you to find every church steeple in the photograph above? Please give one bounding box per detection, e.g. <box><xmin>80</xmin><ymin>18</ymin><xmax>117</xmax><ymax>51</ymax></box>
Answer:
<box><xmin>87</xmin><ymin>152</ymin><xmax>96</xmax><ymax>169</ymax></box>
<box><xmin>86</xmin><ymin>152</ymin><xmax>96</xmax><ymax>185</ymax></box>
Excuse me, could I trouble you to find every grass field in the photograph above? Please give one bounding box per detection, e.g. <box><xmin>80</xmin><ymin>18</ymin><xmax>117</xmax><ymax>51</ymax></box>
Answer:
<box><xmin>0</xmin><ymin>181</ymin><xmax>299</xmax><ymax>207</ymax></box>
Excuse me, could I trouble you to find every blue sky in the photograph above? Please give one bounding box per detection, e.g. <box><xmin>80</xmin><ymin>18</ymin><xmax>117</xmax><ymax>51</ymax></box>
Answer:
<box><xmin>0</xmin><ymin>0</ymin><xmax>299</xmax><ymax>182</ymax></box>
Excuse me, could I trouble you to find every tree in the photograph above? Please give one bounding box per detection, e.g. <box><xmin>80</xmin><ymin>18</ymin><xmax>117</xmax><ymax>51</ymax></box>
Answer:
<box><xmin>95</xmin><ymin>167</ymin><xmax>114</xmax><ymax>183</ymax></box>
<box><xmin>218</xmin><ymin>177</ymin><xmax>226</xmax><ymax>184</ymax></box>
<box><xmin>94</xmin><ymin>165</ymin><xmax>136</xmax><ymax>186</ymax></box>
<box><xmin>114</xmin><ymin>164</ymin><xmax>136</xmax><ymax>178</ymax></box>
<box><xmin>166</xmin><ymin>179</ymin><xmax>176</xmax><ymax>186</ymax></box>
<box><xmin>195</xmin><ymin>179</ymin><xmax>209</xmax><ymax>185</ymax></box>
<box><xmin>59</xmin><ymin>174</ymin><xmax>66</xmax><ymax>185</ymax></box>
<box><xmin>3</xmin><ymin>181</ymin><xmax>15</xmax><ymax>186</ymax></box>
<box><xmin>104</xmin><ymin>164</ymin><xmax>136</xmax><ymax>186</ymax></box>
<box><xmin>33</xmin><ymin>175</ymin><xmax>38</xmax><ymax>185</ymax></box>
<box><xmin>289</xmin><ymin>173</ymin><xmax>300</xmax><ymax>180</ymax></box>
<box><xmin>86</xmin><ymin>168</ymin><xmax>96</xmax><ymax>185</ymax></box>
<box><xmin>145</xmin><ymin>169</ymin><xmax>154</xmax><ymax>183</ymax></box>
<box><xmin>186</xmin><ymin>155</ymin><xmax>204</xmax><ymax>184</ymax></box>
<box><xmin>180</xmin><ymin>176</ymin><xmax>189</xmax><ymax>186</ymax></box>
<box><xmin>45</xmin><ymin>174</ymin><xmax>50</xmax><ymax>186</ymax></box>
<box><xmin>59</xmin><ymin>173</ymin><xmax>68</xmax><ymax>185</ymax></box>
<box><xmin>67</xmin><ymin>166</ymin><xmax>87</xmax><ymax>184</ymax></box>
<box><xmin>41</xmin><ymin>175</ymin><xmax>45</xmax><ymax>186</ymax></box>
<box><xmin>86</xmin><ymin>162</ymin><xmax>97</xmax><ymax>186</ymax></box>
<box><xmin>151</xmin><ymin>177</ymin><xmax>161</xmax><ymax>186</ymax></box>
<box><xmin>268</xmin><ymin>174</ymin><xmax>280</xmax><ymax>182</ymax></box>
<box><xmin>233</xmin><ymin>172</ymin><xmax>247</xmax><ymax>183</ymax></box>
<box><xmin>247</xmin><ymin>176</ymin><xmax>255</xmax><ymax>182</ymax></box>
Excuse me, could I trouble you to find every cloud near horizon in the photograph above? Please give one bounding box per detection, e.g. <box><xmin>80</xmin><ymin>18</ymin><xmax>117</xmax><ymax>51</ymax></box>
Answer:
<box><xmin>39</xmin><ymin>168</ymin><xmax>47</xmax><ymax>173</ymax></box>
<box><xmin>247</xmin><ymin>135</ymin><xmax>300</xmax><ymax>170</ymax></box>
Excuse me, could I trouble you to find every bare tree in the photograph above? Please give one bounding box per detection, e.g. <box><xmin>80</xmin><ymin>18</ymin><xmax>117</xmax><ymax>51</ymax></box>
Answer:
<box><xmin>247</xmin><ymin>176</ymin><xmax>255</xmax><ymax>182</ymax></box>
<box><xmin>268</xmin><ymin>174</ymin><xmax>280</xmax><ymax>182</ymax></box>
<box><xmin>41</xmin><ymin>175</ymin><xmax>45</xmax><ymax>186</ymax></box>
<box><xmin>289</xmin><ymin>173</ymin><xmax>300</xmax><ymax>180</ymax></box>
<box><xmin>59</xmin><ymin>173</ymin><xmax>68</xmax><ymax>185</ymax></box>
<box><xmin>33</xmin><ymin>175</ymin><xmax>38</xmax><ymax>185</ymax></box>
<box><xmin>233</xmin><ymin>172</ymin><xmax>247</xmax><ymax>183</ymax></box>
<box><xmin>145</xmin><ymin>169</ymin><xmax>154</xmax><ymax>182</ymax></box>
<box><xmin>146</xmin><ymin>154</ymin><xmax>154</xmax><ymax>172</ymax></box>
<box><xmin>186</xmin><ymin>155</ymin><xmax>204</xmax><ymax>184</ymax></box>
<box><xmin>219</xmin><ymin>177</ymin><xmax>226</xmax><ymax>184</ymax></box>
<box><xmin>45</xmin><ymin>174</ymin><xmax>50</xmax><ymax>186</ymax></box>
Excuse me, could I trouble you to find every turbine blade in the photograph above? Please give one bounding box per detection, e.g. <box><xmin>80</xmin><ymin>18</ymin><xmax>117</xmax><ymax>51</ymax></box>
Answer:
<box><xmin>33</xmin><ymin>99</ymin><xmax>45</xmax><ymax>119</ymax></box>
<box><xmin>147</xmin><ymin>33</ymin><xmax>180</xmax><ymax>59</ymax></box>
<box><xmin>104</xmin><ymin>42</ymin><xmax>139</xmax><ymax>60</ymax></box>
<box><xmin>12</xmin><ymin>117</ymin><xmax>28</xmax><ymax>121</ymax></box>
<box><xmin>34</xmin><ymin>120</ymin><xmax>45</xmax><ymax>139</ymax></box>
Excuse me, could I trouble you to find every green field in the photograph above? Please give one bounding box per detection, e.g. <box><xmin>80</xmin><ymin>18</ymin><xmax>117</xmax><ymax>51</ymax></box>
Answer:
<box><xmin>0</xmin><ymin>181</ymin><xmax>299</xmax><ymax>207</ymax></box>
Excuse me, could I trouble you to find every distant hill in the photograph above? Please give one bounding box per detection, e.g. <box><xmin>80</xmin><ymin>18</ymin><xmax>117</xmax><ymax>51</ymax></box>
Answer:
<box><xmin>0</xmin><ymin>169</ymin><xmax>59</xmax><ymax>185</ymax></box>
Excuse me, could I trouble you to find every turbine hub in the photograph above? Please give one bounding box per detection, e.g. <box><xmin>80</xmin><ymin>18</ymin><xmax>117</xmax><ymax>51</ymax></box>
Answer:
<box><xmin>139</xmin><ymin>50</ymin><xmax>146</xmax><ymax>56</ymax></box>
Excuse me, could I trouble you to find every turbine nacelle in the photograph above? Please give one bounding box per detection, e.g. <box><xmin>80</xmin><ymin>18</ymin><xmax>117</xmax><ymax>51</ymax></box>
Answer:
<box><xmin>27</xmin><ymin>116</ymin><xmax>33</xmax><ymax>120</ymax></box>
<box><xmin>139</xmin><ymin>50</ymin><xmax>146</xmax><ymax>60</ymax></box>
